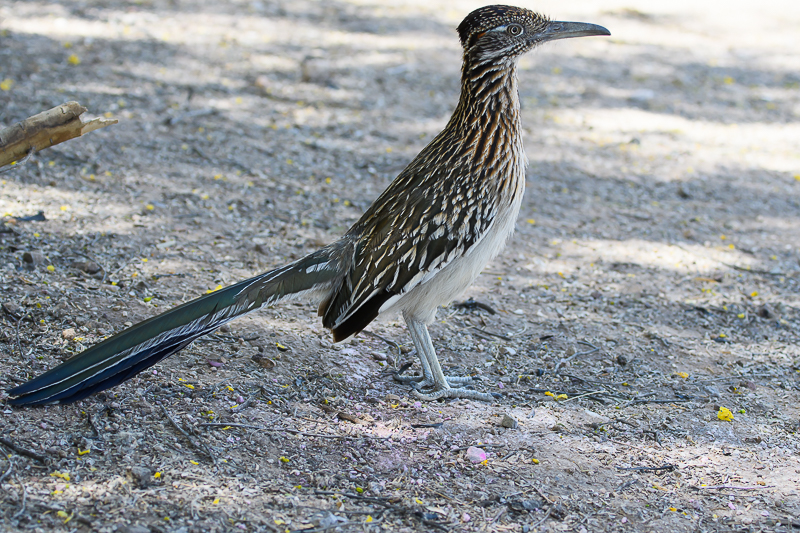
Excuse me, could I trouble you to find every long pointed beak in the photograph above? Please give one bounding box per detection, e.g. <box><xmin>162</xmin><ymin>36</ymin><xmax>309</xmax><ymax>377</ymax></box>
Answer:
<box><xmin>538</xmin><ymin>20</ymin><xmax>610</xmax><ymax>42</ymax></box>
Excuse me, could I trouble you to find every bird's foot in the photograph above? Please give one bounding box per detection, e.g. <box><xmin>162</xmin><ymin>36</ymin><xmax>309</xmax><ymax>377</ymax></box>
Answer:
<box><xmin>411</xmin><ymin>386</ymin><xmax>500</xmax><ymax>402</ymax></box>
<box><xmin>393</xmin><ymin>363</ymin><xmax>474</xmax><ymax>389</ymax></box>
<box><xmin>392</xmin><ymin>362</ymin><xmax>427</xmax><ymax>384</ymax></box>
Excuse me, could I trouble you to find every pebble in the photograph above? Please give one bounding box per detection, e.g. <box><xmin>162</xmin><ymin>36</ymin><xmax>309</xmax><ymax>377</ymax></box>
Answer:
<box><xmin>501</xmin><ymin>414</ymin><xmax>518</xmax><ymax>429</ymax></box>
<box><xmin>629</xmin><ymin>88</ymin><xmax>655</xmax><ymax>102</ymax></box>
<box><xmin>71</xmin><ymin>260</ymin><xmax>101</xmax><ymax>274</ymax></box>
<box><xmin>2</xmin><ymin>302</ymin><xmax>20</xmax><ymax>316</ymax></box>
<box><xmin>62</xmin><ymin>328</ymin><xmax>77</xmax><ymax>340</ymax></box>
<box><xmin>22</xmin><ymin>251</ymin><xmax>45</xmax><ymax>266</ymax></box>
<box><xmin>583</xmin><ymin>409</ymin><xmax>610</xmax><ymax>425</ymax></box>
<box><xmin>465</xmin><ymin>446</ymin><xmax>486</xmax><ymax>463</ymax></box>
<box><xmin>757</xmin><ymin>304</ymin><xmax>775</xmax><ymax>319</ymax></box>
<box><xmin>503</xmin><ymin>346</ymin><xmax>517</xmax><ymax>356</ymax></box>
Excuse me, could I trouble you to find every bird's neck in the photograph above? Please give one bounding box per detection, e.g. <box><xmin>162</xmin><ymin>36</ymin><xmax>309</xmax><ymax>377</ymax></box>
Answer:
<box><xmin>445</xmin><ymin>56</ymin><xmax>525</xmax><ymax>178</ymax></box>
<box><xmin>456</xmin><ymin>56</ymin><xmax>522</xmax><ymax>130</ymax></box>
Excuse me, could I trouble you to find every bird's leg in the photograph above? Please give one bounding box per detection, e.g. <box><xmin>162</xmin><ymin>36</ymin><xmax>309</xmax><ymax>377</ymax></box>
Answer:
<box><xmin>394</xmin><ymin>317</ymin><xmax>468</xmax><ymax>388</ymax></box>
<box><xmin>392</xmin><ymin>347</ymin><xmax>435</xmax><ymax>386</ymax></box>
<box><xmin>401</xmin><ymin>316</ymin><xmax>497</xmax><ymax>402</ymax></box>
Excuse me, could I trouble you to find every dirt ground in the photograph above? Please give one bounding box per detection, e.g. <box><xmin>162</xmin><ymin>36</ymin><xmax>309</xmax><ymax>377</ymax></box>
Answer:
<box><xmin>1</xmin><ymin>0</ymin><xmax>799</xmax><ymax>531</ymax></box>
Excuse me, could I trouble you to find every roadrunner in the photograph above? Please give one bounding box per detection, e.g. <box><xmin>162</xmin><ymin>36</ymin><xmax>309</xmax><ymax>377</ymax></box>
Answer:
<box><xmin>8</xmin><ymin>6</ymin><xmax>609</xmax><ymax>406</ymax></box>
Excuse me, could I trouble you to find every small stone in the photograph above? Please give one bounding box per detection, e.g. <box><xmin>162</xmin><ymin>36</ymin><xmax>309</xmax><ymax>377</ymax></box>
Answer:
<box><xmin>254</xmin><ymin>243</ymin><xmax>270</xmax><ymax>255</ymax></box>
<box><xmin>117</xmin><ymin>524</ymin><xmax>150</xmax><ymax>533</ymax></box>
<box><xmin>251</xmin><ymin>354</ymin><xmax>274</xmax><ymax>369</ymax></box>
<box><xmin>371</xmin><ymin>351</ymin><xmax>387</xmax><ymax>361</ymax></box>
<box><xmin>500</xmin><ymin>414</ymin><xmax>518</xmax><ymax>429</ymax></box>
<box><xmin>62</xmin><ymin>328</ymin><xmax>77</xmax><ymax>340</ymax></box>
<box><xmin>756</xmin><ymin>304</ymin><xmax>775</xmax><ymax>319</ymax></box>
<box><xmin>465</xmin><ymin>446</ymin><xmax>486</xmax><ymax>463</ymax></box>
<box><xmin>583</xmin><ymin>409</ymin><xmax>611</xmax><ymax>425</ymax></box>
<box><xmin>629</xmin><ymin>88</ymin><xmax>655</xmax><ymax>103</ymax></box>
<box><xmin>2</xmin><ymin>302</ymin><xmax>20</xmax><ymax>316</ymax></box>
<box><xmin>300</xmin><ymin>57</ymin><xmax>336</xmax><ymax>85</ymax></box>
<box><xmin>22</xmin><ymin>250</ymin><xmax>45</xmax><ymax>266</ymax></box>
<box><xmin>385</xmin><ymin>394</ymin><xmax>401</xmax><ymax>402</ymax></box>
<box><xmin>126</xmin><ymin>466</ymin><xmax>152</xmax><ymax>488</ymax></box>
<box><xmin>71</xmin><ymin>260</ymin><xmax>101</xmax><ymax>274</ymax></box>
<box><xmin>741</xmin><ymin>380</ymin><xmax>757</xmax><ymax>391</ymax></box>
<box><xmin>503</xmin><ymin>346</ymin><xmax>517</xmax><ymax>356</ymax></box>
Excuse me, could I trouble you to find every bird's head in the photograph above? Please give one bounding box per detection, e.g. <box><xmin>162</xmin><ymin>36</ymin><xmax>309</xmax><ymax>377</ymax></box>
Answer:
<box><xmin>457</xmin><ymin>5</ymin><xmax>609</xmax><ymax>64</ymax></box>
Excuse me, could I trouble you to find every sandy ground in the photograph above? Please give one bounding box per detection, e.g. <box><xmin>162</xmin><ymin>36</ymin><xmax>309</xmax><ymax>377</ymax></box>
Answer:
<box><xmin>0</xmin><ymin>0</ymin><xmax>799</xmax><ymax>531</ymax></box>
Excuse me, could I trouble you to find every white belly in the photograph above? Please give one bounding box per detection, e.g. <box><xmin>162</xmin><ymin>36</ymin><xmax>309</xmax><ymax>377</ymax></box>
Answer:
<box><xmin>381</xmin><ymin>186</ymin><xmax>524</xmax><ymax>324</ymax></box>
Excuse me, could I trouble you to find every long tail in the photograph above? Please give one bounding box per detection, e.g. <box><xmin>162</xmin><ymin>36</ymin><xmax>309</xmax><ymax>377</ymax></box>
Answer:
<box><xmin>7</xmin><ymin>249</ymin><xmax>340</xmax><ymax>406</ymax></box>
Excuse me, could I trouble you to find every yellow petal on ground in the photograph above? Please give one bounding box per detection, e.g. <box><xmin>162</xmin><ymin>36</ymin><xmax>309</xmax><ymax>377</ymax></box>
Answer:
<box><xmin>717</xmin><ymin>407</ymin><xmax>734</xmax><ymax>422</ymax></box>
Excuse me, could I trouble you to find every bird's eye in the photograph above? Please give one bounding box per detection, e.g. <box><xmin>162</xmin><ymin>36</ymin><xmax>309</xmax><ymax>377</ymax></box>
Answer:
<box><xmin>507</xmin><ymin>24</ymin><xmax>523</xmax><ymax>36</ymax></box>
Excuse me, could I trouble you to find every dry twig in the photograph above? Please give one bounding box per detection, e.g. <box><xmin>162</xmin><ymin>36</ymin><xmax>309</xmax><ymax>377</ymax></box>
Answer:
<box><xmin>0</xmin><ymin>147</ymin><xmax>35</xmax><ymax>174</ymax></box>
<box><xmin>0</xmin><ymin>437</ymin><xmax>47</xmax><ymax>463</ymax></box>
<box><xmin>200</xmin><ymin>422</ymin><xmax>387</xmax><ymax>440</ymax></box>
<box><xmin>616</xmin><ymin>464</ymin><xmax>676</xmax><ymax>472</ymax></box>
<box><xmin>11</xmin><ymin>474</ymin><xmax>27</xmax><ymax>519</ymax></box>
<box><xmin>0</xmin><ymin>102</ymin><xmax>117</xmax><ymax>169</ymax></box>
<box><xmin>0</xmin><ymin>459</ymin><xmax>14</xmax><ymax>485</ymax></box>
<box><xmin>161</xmin><ymin>405</ymin><xmax>217</xmax><ymax>465</ymax></box>
<box><xmin>697</xmin><ymin>484</ymin><xmax>771</xmax><ymax>490</ymax></box>
<box><xmin>554</xmin><ymin>343</ymin><xmax>600</xmax><ymax>372</ymax></box>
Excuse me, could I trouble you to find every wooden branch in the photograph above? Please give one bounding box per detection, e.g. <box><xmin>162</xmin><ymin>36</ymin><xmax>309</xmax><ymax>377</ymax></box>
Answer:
<box><xmin>0</xmin><ymin>101</ymin><xmax>117</xmax><ymax>168</ymax></box>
